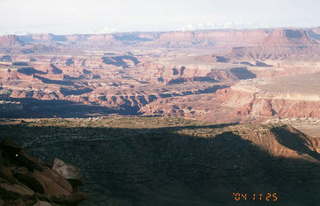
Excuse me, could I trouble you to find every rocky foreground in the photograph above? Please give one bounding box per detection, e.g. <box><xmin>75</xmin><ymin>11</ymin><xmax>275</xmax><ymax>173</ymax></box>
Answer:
<box><xmin>0</xmin><ymin>139</ymin><xmax>86</xmax><ymax>206</ymax></box>
<box><xmin>1</xmin><ymin>117</ymin><xmax>320</xmax><ymax>206</ymax></box>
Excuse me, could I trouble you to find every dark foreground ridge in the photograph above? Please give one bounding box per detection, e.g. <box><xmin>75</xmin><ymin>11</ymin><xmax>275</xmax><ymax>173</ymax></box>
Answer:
<box><xmin>1</xmin><ymin>117</ymin><xmax>320</xmax><ymax>206</ymax></box>
<box><xmin>0</xmin><ymin>139</ymin><xmax>87</xmax><ymax>206</ymax></box>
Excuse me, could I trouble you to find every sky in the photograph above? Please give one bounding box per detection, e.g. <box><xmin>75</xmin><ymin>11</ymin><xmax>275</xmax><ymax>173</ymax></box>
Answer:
<box><xmin>0</xmin><ymin>0</ymin><xmax>319</xmax><ymax>34</ymax></box>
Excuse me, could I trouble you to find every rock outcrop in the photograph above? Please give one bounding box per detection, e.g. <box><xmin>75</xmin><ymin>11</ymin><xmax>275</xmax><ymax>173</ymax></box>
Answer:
<box><xmin>0</xmin><ymin>139</ymin><xmax>86</xmax><ymax>206</ymax></box>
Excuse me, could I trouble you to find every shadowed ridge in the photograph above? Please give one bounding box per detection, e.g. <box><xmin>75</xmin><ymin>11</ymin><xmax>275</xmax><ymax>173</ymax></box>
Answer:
<box><xmin>154</xmin><ymin>122</ymin><xmax>239</xmax><ymax>131</ymax></box>
<box><xmin>0</xmin><ymin>97</ymin><xmax>117</xmax><ymax>118</ymax></box>
<box><xmin>1</xmin><ymin>121</ymin><xmax>320</xmax><ymax>205</ymax></box>
<box><xmin>271</xmin><ymin>125</ymin><xmax>320</xmax><ymax>160</ymax></box>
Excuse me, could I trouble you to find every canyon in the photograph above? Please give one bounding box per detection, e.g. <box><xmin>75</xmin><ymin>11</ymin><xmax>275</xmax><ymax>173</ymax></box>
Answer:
<box><xmin>2</xmin><ymin>27</ymin><xmax>320</xmax><ymax>205</ymax></box>
<box><xmin>2</xmin><ymin>28</ymin><xmax>320</xmax><ymax>129</ymax></box>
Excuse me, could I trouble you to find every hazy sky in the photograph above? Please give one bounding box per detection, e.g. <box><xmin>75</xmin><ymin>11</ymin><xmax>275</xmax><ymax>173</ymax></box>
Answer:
<box><xmin>0</xmin><ymin>0</ymin><xmax>319</xmax><ymax>34</ymax></box>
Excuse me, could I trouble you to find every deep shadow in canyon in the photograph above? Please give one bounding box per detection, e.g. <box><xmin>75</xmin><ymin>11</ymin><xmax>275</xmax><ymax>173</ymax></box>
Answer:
<box><xmin>0</xmin><ymin>97</ymin><xmax>144</xmax><ymax>118</ymax></box>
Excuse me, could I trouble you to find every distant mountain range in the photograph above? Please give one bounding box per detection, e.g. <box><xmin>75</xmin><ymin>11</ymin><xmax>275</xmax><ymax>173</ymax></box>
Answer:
<box><xmin>0</xmin><ymin>27</ymin><xmax>319</xmax><ymax>47</ymax></box>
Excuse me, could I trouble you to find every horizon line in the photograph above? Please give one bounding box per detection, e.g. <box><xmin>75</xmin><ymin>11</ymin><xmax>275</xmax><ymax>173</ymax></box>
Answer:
<box><xmin>1</xmin><ymin>26</ymin><xmax>320</xmax><ymax>37</ymax></box>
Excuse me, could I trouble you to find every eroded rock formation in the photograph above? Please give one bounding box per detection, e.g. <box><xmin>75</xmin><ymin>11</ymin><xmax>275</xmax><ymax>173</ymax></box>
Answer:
<box><xmin>0</xmin><ymin>139</ymin><xmax>86</xmax><ymax>206</ymax></box>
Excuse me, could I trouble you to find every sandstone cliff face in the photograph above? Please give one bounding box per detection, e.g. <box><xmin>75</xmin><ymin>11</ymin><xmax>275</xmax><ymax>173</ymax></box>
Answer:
<box><xmin>113</xmin><ymin>29</ymin><xmax>317</xmax><ymax>48</ymax></box>
<box><xmin>148</xmin><ymin>28</ymin><xmax>317</xmax><ymax>48</ymax></box>
<box><xmin>264</xmin><ymin>29</ymin><xmax>313</xmax><ymax>45</ymax></box>
<box><xmin>228</xmin><ymin>29</ymin><xmax>320</xmax><ymax>60</ymax></box>
<box><xmin>0</xmin><ymin>28</ymin><xmax>317</xmax><ymax>50</ymax></box>
<box><xmin>215</xmin><ymin>85</ymin><xmax>320</xmax><ymax>121</ymax></box>
<box><xmin>142</xmin><ymin>69</ymin><xmax>320</xmax><ymax>122</ymax></box>
<box><xmin>0</xmin><ymin>35</ymin><xmax>23</xmax><ymax>48</ymax></box>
